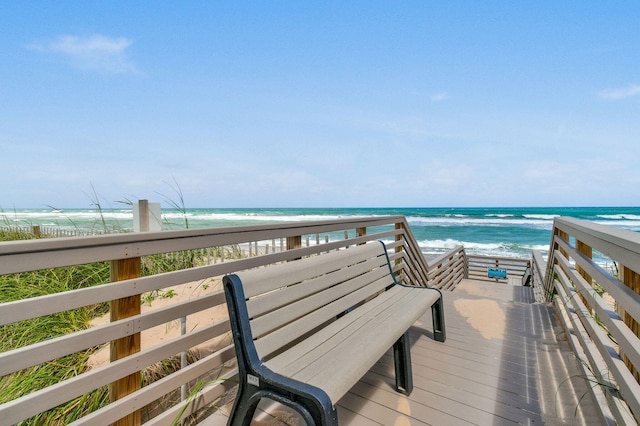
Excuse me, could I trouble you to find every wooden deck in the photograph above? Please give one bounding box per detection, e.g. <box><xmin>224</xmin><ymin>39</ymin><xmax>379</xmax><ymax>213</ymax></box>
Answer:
<box><xmin>3</xmin><ymin>216</ymin><xmax>637</xmax><ymax>424</ymax></box>
<box><xmin>203</xmin><ymin>279</ymin><xmax>602</xmax><ymax>425</ymax></box>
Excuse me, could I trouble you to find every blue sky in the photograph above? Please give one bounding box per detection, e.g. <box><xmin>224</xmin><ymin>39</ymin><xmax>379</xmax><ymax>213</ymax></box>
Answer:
<box><xmin>1</xmin><ymin>2</ymin><xmax>639</xmax><ymax>208</ymax></box>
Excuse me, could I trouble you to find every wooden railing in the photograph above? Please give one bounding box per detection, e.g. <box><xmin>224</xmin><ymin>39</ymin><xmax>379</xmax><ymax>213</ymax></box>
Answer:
<box><xmin>427</xmin><ymin>245</ymin><xmax>466</xmax><ymax>290</ymax></box>
<box><xmin>10</xmin><ymin>214</ymin><xmax>635</xmax><ymax>424</ymax></box>
<box><xmin>426</xmin><ymin>247</ymin><xmax>532</xmax><ymax>289</ymax></box>
<box><xmin>466</xmin><ymin>254</ymin><xmax>530</xmax><ymax>282</ymax></box>
<box><xmin>0</xmin><ymin>216</ymin><xmax>433</xmax><ymax>425</ymax></box>
<box><xmin>544</xmin><ymin>217</ymin><xmax>640</xmax><ymax>425</ymax></box>
<box><xmin>530</xmin><ymin>249</ymin><xmax>548</xmax><ymax>302</ymax></box>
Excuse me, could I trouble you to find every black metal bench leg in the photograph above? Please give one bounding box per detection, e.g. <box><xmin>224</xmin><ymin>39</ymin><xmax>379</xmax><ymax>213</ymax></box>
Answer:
<box><xmin>431</xmin><ymin>295</ymin><xmax>446</xmax><ymax>342</ymax></box>
<box><xmin>227</xmin><ymin>381</ymin><xmax>336</xmax><ymax>426</ymax></box>
<box><xmin>393</xmin><ymin>332</ymin><xmax>413</xmax><ymax>395</ymax></box>
<box><xmin>227</xmin><ymin>383</ymin><xmax>261</xmax><ymax>426</ymax></box>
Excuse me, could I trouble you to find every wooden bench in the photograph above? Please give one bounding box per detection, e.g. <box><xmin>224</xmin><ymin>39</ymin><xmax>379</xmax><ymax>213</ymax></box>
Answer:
<box><xmin>223</xmin><ymin>241</ymin><xmax>446</xmax><ymax>425</ymax></box>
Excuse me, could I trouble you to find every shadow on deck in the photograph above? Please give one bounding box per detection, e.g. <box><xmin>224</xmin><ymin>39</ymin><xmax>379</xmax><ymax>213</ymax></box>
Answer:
<box><xmin>204</xmin><ymin>279</ymin><xmax>601</xmax><ymax>425</ymax></box>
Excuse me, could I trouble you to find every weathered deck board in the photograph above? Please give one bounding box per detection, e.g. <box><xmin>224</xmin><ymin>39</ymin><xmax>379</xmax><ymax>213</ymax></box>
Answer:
<box><xmin>203</xmin><ymin>279</ymin><xmax>601</xmax><ymax>425</ymax></box>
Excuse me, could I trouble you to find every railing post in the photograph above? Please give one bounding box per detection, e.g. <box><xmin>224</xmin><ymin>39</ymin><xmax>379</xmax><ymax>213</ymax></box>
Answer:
<box><xmin>394</xmin><ymin>223</ymin><xmax>404</xmax><ymax>254</ymax></box>
<box><xmin>545</xmin><ymin>227</ymin><xmax>569</xmax><ymax>302</ymax></box>
<box><xmin>138</xmin><ymin>199</ymin><xmax>150</xmax><ymax>232</ymax></box>
<box><xmin>576</xmin><ymin>240</ymin><xmax>593</xmax><ymax>312</ymax></box>
<box><xmin>463</xmin><ymin>248</ymin><xmax>469</xmax><ymax>279</ymax></box>
<box><xmin>109</xmin><ymin>258</ymin><xmax>141</xmax><ymax>426</ymax></box>
<box><xmin>356</xmin><ymin>227</ymin><xmax>366</xmax><ymax>245</ymax></box>
<box><xmin>108</xmin><ymin>200</ymin><xmax>149</xmax><ymax>425</ymax></box>
<box><xmin>557</xmin><ymin>229</ymin><xmax>569</xmax><ymax>258</ymax></box>
<box><xmin>286</xmin><ymin>235</ymin><xmax>301</xmax><ymax>250</ymax></box>
<box><xmin>394</xmin><ymin>222</ymin><xmax>406</xmax><ymax>282</ymax></box>
<box><xmin>620</xmin><ymin>265</ymin><xmax>640</xmax><ymax>383</ymax></box>
<box><xmin>394</xmin><ymin>222</ymin><xmax>404</xmax><ymax>256</ymax></box>
<box><xmin>287</xmin><ymin>235</ymin><xmax>302</xmax><ymax>260</ymax></box>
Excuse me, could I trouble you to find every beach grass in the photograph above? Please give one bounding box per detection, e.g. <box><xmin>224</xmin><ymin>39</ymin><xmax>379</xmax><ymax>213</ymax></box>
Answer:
<box><xmin>0</xmin><ymin>224</ymin><xmax>112</xmax><ymax>425</ymax></box>
<box><xmin>0</xmin><ymin>230</ymin><xmax>217</xmax><ymax>424</ymax></box>
<box><xmin>0</xmin><ymin>260</ymin><xmax>112</xmax><ymax>424</ymax></box>
<box><xmin>0</xmin><ymin>228</ymin><xmax>38</xmax><ymax>242</ymax></box>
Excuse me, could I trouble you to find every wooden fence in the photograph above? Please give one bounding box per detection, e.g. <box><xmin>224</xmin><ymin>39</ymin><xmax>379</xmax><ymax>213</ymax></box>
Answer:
<box><xmin>0</xmin><ymin>225</ymin><xmax>109</xmax><ymax>238</ymax></box>
<box><xmin>543</xmin><ymin>216</ymin><xmax>640</xmax><ymax>425</ymax></box>
<box><xmin>0</xmin><ymin>216</ymin><xmax>433</xmax><ymax>425</ymax></box>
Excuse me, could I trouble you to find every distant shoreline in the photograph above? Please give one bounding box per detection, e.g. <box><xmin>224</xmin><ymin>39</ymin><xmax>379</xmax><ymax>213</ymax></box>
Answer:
<box><xmin>3</xmin><ymin>207</ymin><xmax>639</xmax><ymax>264</ymax></box>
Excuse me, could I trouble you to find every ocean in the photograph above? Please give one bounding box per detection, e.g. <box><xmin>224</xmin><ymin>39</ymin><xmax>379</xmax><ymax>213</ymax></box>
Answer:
<box><xmin>3</xmin><ymin>207</ymin><xmax>639</xmax><ymax>263</ymax></box>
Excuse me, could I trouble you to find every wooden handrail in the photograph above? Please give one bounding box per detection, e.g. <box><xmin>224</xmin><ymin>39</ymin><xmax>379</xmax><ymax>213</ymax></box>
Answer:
<box><xmin>544</xmin><ymin>216</ymin><xmax>640</xmax><ymax>424</ymax></box>
<box><xmin>531</xmin><ymin>250</ymin><xmax>547</xmax><ymax>302</ymax></box>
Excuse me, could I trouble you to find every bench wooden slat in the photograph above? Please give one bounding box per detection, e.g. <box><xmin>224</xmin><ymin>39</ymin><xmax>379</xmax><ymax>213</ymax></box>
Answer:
<box><xmin>250</xmin><ymin>270</ymin><xmax>390</xmax><ymax>343</ymax></box>
<box><xmin>254</xmin><ymin>272</ymin><xmax>393</xmax><ymax>359</ymax></box>
<box><xmin>292</xmin><ymin>288</ymin><xmax>439</xmax><ymax>402</ymax></box>
<box><xmin>286</xmin><ymin>288</ymin><xmax>410</xmax><ymax>383</ymax></box>
<box><xmin>249</xmin><ymin>262</ymin><xmax>389</xmax><ymax>339</ymax></box>
<box><xmin>265</xmin><ymin>282</ymin><xmax>406</xmax><ymax>375</ymax></box>
<box><xmin>240</xmin><ymin>244</ymin><xmax>385</xmax><ymax>299</ymax></box>
<box><xmin>246</xmin><ymin>254</ymin><xmax>388</xmax><ymax>319</ymax></box>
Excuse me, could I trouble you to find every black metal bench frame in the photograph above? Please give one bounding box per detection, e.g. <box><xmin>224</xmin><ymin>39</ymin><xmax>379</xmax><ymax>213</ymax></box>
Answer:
<box><xmin>223</xmin><ymin>241</ymin><xmax>445</xmax><ymax>425</ymax></box>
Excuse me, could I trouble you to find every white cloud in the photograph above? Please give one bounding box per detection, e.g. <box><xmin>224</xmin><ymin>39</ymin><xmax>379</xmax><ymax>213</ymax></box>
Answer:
<box><xmin>430</xmin><ymin>92</ymin><xmax>448</xmax><ymax>102</ymax></box>
<box><xmin>28</xmin><ymin>34</ymin><xmax>140</xmax><ymax>74</ymax></box>
<box><xmin>598</xmin><ymin>84</ymin><xmax>640</xmax><ymax>100</ymax></box>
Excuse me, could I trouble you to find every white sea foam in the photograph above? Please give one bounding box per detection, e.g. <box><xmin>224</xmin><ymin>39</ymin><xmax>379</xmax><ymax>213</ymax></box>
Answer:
<box><xmin>597</xmin><ymin>214</ymin><xmax>640</xmax><ymax>220</ymax></box>
<box><xmin>406</xmin><ymin>216</ymin><xmax>553</xmax><ymax>228</ymax></box>
<box><xmin>418</xmin><ymin>239</ymin><xmax>500</xmax><ymax>251</ymax></box>
<box><xmin>593</xmin><ymin>220</ymin><xmax>640</xmax><ymax>231</ymax></box>
<box><xmin>1</xmin><ymin>210</ymin><xmax>133</xmax><ymax>229</ymax></box>
<box><xmin>4</xmin><ymin>210</ymin><xmax>132</xmax><ymax>219</ymax></box>
<box><xmin>162</xmin><ymin>212</ymin><xmax>370</xmax><ymax>223</ymax></box>
<box><xmin>522</xmin><ymin>214</ymin><xmax>557</xmax><ymax>220</ymax></box>
<box><xmin>418</xmin><ymin>239</ymin><xmax>546</xmax><ymax>252</ymax></box>
<box><xmin>416</xmin><ymin>238</ymin><xmax>551</xmax><ymax>259</ymax></box>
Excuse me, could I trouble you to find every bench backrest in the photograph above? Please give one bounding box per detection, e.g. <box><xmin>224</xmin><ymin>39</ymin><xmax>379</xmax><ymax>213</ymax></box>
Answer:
<box><xmin>231</xmin><ymin>241</ymin><xmax>396</xmax><ymax>361</ymax></box>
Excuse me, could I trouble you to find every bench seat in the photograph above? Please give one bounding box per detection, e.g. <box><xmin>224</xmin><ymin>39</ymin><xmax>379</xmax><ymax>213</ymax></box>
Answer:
<box><xmin>265</xmin><ymin>284</ymin><xmax>440</xmax><ymax>403</ymax></box>
<box><xmin>223</xmin><ymin>241</ymin><xmax>445</xmax><ymax>425</ymax></box>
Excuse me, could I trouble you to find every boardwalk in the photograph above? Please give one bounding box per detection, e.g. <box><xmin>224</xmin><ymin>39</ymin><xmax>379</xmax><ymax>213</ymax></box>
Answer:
<box><xmin>2</xmin><ymin>216</ymin><xmax>637</xmax><ymax>425</ymax></box>
<box><xmin>204</xmin><ymin>279</ymin><xmax>601</xmax><ymax>425</ymax></box>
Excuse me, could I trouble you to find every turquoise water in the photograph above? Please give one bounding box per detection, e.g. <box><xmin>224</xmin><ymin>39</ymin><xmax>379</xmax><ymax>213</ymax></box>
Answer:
<box><xmin>3</xmin><ymin>206</ymin><xmax>639</xmax><ymax>261</ymax></box>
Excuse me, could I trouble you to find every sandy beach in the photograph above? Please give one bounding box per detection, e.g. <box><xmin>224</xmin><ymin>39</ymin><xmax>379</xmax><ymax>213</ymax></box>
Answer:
<box><xmin>87</xmin><ymin>276</ymin><xmax>230</xmax><ymax>370</ymax></box>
